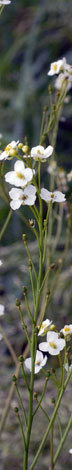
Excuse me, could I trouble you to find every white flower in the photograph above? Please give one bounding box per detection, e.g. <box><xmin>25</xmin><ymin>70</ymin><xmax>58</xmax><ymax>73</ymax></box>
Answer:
<box><xmin>24</xmin><ymin>350</ymin><xmax>47</xmax><ymax>374</ymax></box>
<box><xmin>67</xmin><ymin>170</ymin><xmax>72</xmax><ymax>182</ymax></box>
<box><xmin>31</xmin><ymin>145</ymin><xmax>53</xmax><ymax>162</ymax></box>
<box><xmin>0</xmin><ymin>141</ymin><xmax>19</xmax><ymax>161</ymax></box>
<box><xmin>0</xmin><ymin>304</ymin><xmax>5</xmax><ymax>316</ymax></box>
<box><xmin>38</xmin><ymin>319</ymin><xmax>52</xmax><ymax>336</ymax></box>
<box><xmin>0</xmin><ymin>260</ymin><xmax>3</xmax><ymax>266</ymax></box>
<box><xmin>55</xmin><ymin>72</ymin><xmax>72</xmax><ymax>92</ymax></box>
<box><xmin>69</xmin><ymin>449</ymin><xmax>72</xmax><ymax>454</ymax></box>
<box><xmin>60</xmin><ymin>324</ymin><xmax>72</xmax><ymax>338</ymax></box>
<box><xmin>9</xmin><ymin>185</ymin><xmax>36</xmax><ymax>210</ymax></box>
<box><xmin>48</xmin><ymin>59</ymin><xmax>64</xmax><ymax>76</ymax></box>
<box><xmin>39</xmin><ymin>331</ymin><xmax>65</xmax><ymax>356</ymax></box>
<box><xmin>65</xmin><ymin>363</ymin><xmax>72</xmax><ymax>373</ymax></box>
<box><xmin>5</xmin><ymin>160</ymin><xmax>34</xmax><ymax>188</ymax></box>
<box><xmin>0</xmin><ymin>0</ymin><xmax>11</xmax><ymax>4</ymax></box>
<box><xmin>40</xmin><ymin>188</ymin><xmax>66</xmax><ymax>203</ymax></box>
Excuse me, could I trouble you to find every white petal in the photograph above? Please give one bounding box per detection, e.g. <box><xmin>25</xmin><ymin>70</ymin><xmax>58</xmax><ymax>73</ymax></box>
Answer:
<box><xmin>0</xmin><ymin>304</ymin><xmax>5</xmax><ymax>316</ymax></box>
<box><xmin>9</xmin><ymin>187</ymin><xmax>23</xmax><ymax>200</ymax></box>
<box><xmin>14</xmin><ymin>160</ymin><xmax>25</xmax><ymax>173</ymax></box>
<box><xmin>40</xmin><ymin>188</ymin><xmax>51</xmax><ymax>202</ymax></box>
<box><xmin>24</xmin><ymin>357</ymin><xmax>32</xmax><ymax>371</ymax></box>
<box><xmin>10</xmin><ymin>199</ymin><xmax>22</xmax><ymax>210</ymax></box>
<box><xmin>54</xmin><ymin>191</ymin><xmax>66</xmax><ymax>202</ymax></box>
<box><xmin>69</xmin><ymin>449</ymin><xmax>72</xmax><ymax>454</ymax></box>
<box><xmin>31</xmin><ymin>145</ymin><xmax>44</xmax><ymax>157</ymax></box>
<box><xmin>24</xmin><ymin>195</ymin><xmax>36</xmax><ymax>206</ymax></box>
<box><xmin>39</xmin><ymin>342</ymin><xmax>49</xmax><ymax>352</ymax></box>
<box><xmin>47</xmin><ymin>331</ymin><xmax>58</xmax><ymax>342</ymax></box>
<box><xmin>44</xmin><ymin>146</ymin><xmax>53</xmax><ymax>158</ymax></box>
<box><xmin>36</xmin><ymin>350</ymin><xmax>43</xmax><ymax>362</ymax></box>
<box><xmin>24</xmin><ymin>168</ymin><xmax>33</xmax><ymax>182</ymax></box>
<box><xmin>5</xmin><ymin>171</ymin><xmax>16</xmax><ymax>185</ymax></box>
<box><xmin>0</xmin><ymin>260</ymin><xmax>3</xmax><ymax>266</ymax></box>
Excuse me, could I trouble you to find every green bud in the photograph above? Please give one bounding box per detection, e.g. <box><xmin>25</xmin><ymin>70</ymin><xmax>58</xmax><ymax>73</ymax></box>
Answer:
<box><xmin>22</xmin><ymin>234</ymin><xmax>27</xmax><ymax>244</ymax></box>
<box><xmin>18</xmin><ymin>355</ymin><xmax>24</xmax><ymax>364</ymax></box>
<box><xmin>16</xmin><ymin>298</ymin><xmax>21</xmax><ymax>307</ymax></box>
<box><xmin>23</xmin><ymin>286</ymin><xmax>27</xmax><ymax>296</ymax></box>
<box><xmin>13</xmin><ymin>375</ymin><xmax>17</xmax><ymax>383</ymax></box>
<box><xmin>14</xmin><ymin>407</ymin><xmax>19</xmax><ymax>413</ymax></box>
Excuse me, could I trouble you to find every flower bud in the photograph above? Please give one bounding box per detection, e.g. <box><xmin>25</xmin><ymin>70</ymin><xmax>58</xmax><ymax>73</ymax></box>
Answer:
<box><xmin>14</xmin><ymin>407</ymin><xmax>19</xmax><ymax>413</ymax></box>
<box><xmin>29</xmin><ymin>219</ymin><xmax>35</xmax><ymax>228</ymax></box>
<box><xmin>23</xmin><ymin>286</ymin><xmax>27</xmax><ymax>296</ymax></box>
<box><xmin>18</xmin><ymin>355</ymin><xmax>24</xmax><ymax>364</ymax></box>
<box><xmin>34</xmin><ymin>391</ymin><xmax>38</xmax><ymax>398</ymax></box>
<box><xmin>13</xmin><ymin>375</ymin><xmax>17</xmax><ymax>383</ymax></box>
<box><xmin>22</xmin><ymin>234</ymin><xmax>27</xmax><ymax>244</ymax></box>
<box><xmin>22</xmin><ymin>145</ymin><xmax>30</xmax><ymax>155</ymax></box>
<box><xmin>16</xmin><ymin>298</ymin><xmax>21</xmax><ymax>307</ymax></box>
<box><xmin>18</xmin><ymin>143</ymin><xmax>23</xmax><ymax>149</ymax></box>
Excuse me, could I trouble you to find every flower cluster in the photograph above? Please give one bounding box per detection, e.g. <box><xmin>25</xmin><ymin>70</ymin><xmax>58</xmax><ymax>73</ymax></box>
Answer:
<box><xmin>48</xmin><ymin>57</ymin><xmax>72</xmax><ymax>92</ymax></box>
<box><xmin>24</xmin><ymin>320</ymin><xmax>72</xmax><ymax>374</ymax></box>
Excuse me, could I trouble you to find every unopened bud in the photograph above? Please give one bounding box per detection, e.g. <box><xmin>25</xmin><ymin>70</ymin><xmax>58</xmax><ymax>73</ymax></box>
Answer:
<box><xmin>23</xmin><ymin>286</ymin><xmax>27</xmax><ymax>296</ymax></box>
<box><xmin>22</xmin><ymin>145</ymin><xmax>30</xmax><ymax>155</ymax></box>
<box><xmin>16</xmin><ymin>298</ymin><xmax>21</xmax><ymax>307</ymax></box>
<box><xmin>18</xmin><ymin>355</ymin><xmax>24</xmax><ymax>364</ymax></box>
<box><xmin>29</xmin><ymin>219</ymin><xmax>35</xmax><ymax>228</ymax></box>
<box><xmin>18</xmin><ymin>143</ymin><xmax>23</xmax><ymax>149</ymax></box>
<box><xmin>34</xmin><ymin>391</ymin><xmax>37</xmax><ymax>398</ymax></box>
<box><xmin>52</xmin><ymin>398</ymin><xmax>55</xmax><ymax>405</ymax></box>
<box><xmin>13</xmin><ymin>375</ymin><xmax>17</xmax><ymax>383</ymax></box>
<box><xmin>50</xmin><ymin>324</ymin><xmax>56</xmax><ymax>331</ymax></box>
<box><xmin>22</xmin><ymin>234</ymin><xmax>27</xmax><ymax>244</ymax></box>
<box><xmin>50</xmin><ymin>263</ymin><xmax>55</xmax><ymax>270</ymax></box>
<box><xmin>14</xmin><ymin>407</ymin><xmax>19</xmax><ymax>413</ymax></box>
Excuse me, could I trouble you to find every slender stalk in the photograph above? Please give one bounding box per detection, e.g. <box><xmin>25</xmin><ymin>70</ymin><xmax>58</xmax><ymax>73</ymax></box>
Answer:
<box><xmin>35</xmin><ymin>397</ymin><xmax>50</xmax><ymax>422</ymax></box>
<box><xmin>30</xmin><ymin>266</ymin><xmax>36</xmax><ymax>307</ymax></box>
<box><xmin>24</xmin><ymin>241</ymin><xmax>38</xmax><ymax>282</ymax></box>
<box><xmin>15</xmin><ymin>381</ymin><xmax>27</xmax><ymax>427</ymax></box>
<box><xmin>50</xmin><ymin>425</ymin><xmax>54</xmax><ymax>470</ymax></box>
<box><xmin>18</xmin><ymin>306</ymin><xmax>31</xmax><ymax>351</ymax></box>
<box><xmin>30</xmin><ymin>368</ymin><xmax>72</xmax><ymax>469</ymax></box>
<box><xmin>0</xmin><ymin>209</ymin><xmax>12</xmax><ymax>241</ymax></box>
<box><xmin>24</xmin><ymin>293</ymin><xmax>34</xmax><ymax>325</ymax></box>
<box><xmin>21</xmin><ymin>362</ymin><xmax>30</xmax><ymax>393</ymax></box>
<box><xmin>16</xmin><ymin>410</ymin><xmax>26</xmax><ymax>448</ymax></box>
<box><xmin>33</xmin><ymin>378</ymin><xmax>48</xmax><ymax>418</ymax></box>
<box><xmin>54</xmin><ymin>414</ymin><xmax>72</xmax><ymax>465</ymax></box>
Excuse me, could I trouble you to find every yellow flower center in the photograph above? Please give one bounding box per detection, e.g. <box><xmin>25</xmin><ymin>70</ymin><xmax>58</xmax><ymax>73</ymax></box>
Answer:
<box><xmin>5</xmin><ymin>144</ymin><xmax>13</xmax><ymax>154</ymax></box>
<box><xmin>53</xmin><ymin>63</ymin><xmax>57</xmax><ymax>72</ymax></box>
<box><xmin>49</xmin><ymin>342</ymin><xmax>57</xmax><ymax>349</ymax></box>
<box><xmin>37</xmin><ymin>150</ymin><xmax>44</xmax><ymax>156</ymax></box>
<box><xmin>51</xmin><ymin>192</ymin><xmax>54</xmax><ymax>199</ymax></box>
<box><xmin>36</xmin><ymin>361</ymin><xmax>40</xmax><ymax>365</ymax></box>
<box><xmin>17</xmin><ymin>172</ymin><xmax>25</xmax><ymax>179</ymax></box>
<box><xmin>64</xmin><ymin>326</ymin><xmax>70</xmax><ymax>333</ymax></box>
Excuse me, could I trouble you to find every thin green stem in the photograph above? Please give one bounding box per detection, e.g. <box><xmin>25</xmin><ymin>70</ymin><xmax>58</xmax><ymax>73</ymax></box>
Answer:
<box><xmin>15</xmin><ymin>382</ymin><xmax>27</xmax><ymax>427</ymax></box>
<box><xmin>21</xmin><ymin>362</ymin><xmax>30</xmax><ymax>393</ymax></box>
<box><xmin>30</xmin><ymin>206</ymin><xmax>39</xmax><ymax>226</ymax></box>
<box><xmin>30</xmin><ymin>267</ymin><xmax>36</xmax><ymax>307</ymax></box>
<box><xmin>35</xmin><ymin>397</ymin><xmax>50</xmax><ymax>422</ymax></box>
<box><xmin>25</xmin><ymin>241</ymin><xmax>38</xmax><ymax>282</ymax></box>
<box><xmin>40</xmin><ymin>265</ymin><xmax>51</xmax><ymax>293</ymax></box>
<box><xmin>24</xmin><ymin>293</ymin><xmax>35</xmax><ymax>325</ymax></box>
<box><xmin>18</xmin><ymin>306</ymin><xmax>31</xmax><ymax>351</ymax></box>
<box><xmin>54</xmin><ymin>414</ymin><xmax>72</xmax><ymax>465</ymax></box>
<box><xmin>33</xmin><ymin>378</ymin><xmax>48</xmax><ymax>418</ymax></box>
<box><xmin>0</xmin><ymin>209</ymin><xmax>12</xmax><ymax>241</ymax></box>
<box><xmin>16</xmin><ymin>410</ymin><xmax>26</xmax><ymax>448</ymax></box>
<box><xmin>30</xmin><ymin>368</ymin><xmax>72</xmax><ymax>469</ymax></box>
<box><xmin>50</xmin><ymin>425</ymin><xmax>54</xmax><ymax>470</ymax></box>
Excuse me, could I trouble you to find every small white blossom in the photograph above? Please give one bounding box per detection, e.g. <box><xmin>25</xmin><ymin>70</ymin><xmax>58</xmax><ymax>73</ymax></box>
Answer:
<box><xmin>0</xmin><ymin>260</ymin><xmax>3</xmax><ymax>266</ymax></box>
<box><xmin>5</xmin><ymin>160</ymin><xmax>34</xmax><ymax>188</ymax></box>
<box><xmin>9</xmin><ymin>185</ymin><xmax>36</xmax><ymax>210</ymax></box>
<box><xmin>60</xmin><ymin>324</ymin><xmax>72</xmax><ymax>338</ymax></box>
<box><xmin>40</xmin><ymin>188</ymin><xmax>66</xmax><ymax>203</ymax></box>
<box><xmin>0</xmin><ymin>304</ymin><xmax>5</xmax><ymax>316</ymax></box>
<box><xmin>0</xmin><ymin>141</ymin><xmax>19</xmax><ymax>161</ymax></box>
<box><xmin>69</xmin><ymin>449</ymin><xmax>72</xmax><ymax>454</ymax></box>
<box><xmin>24</xmin><ymin>350</ymin><xmax>47</xmax><ymax>374</ymax></box>
<box><xmin>0</xmin><ymin>0</ymin><xmax>11</xmax><ymax>4</ymax></box>
<box><xmin>31</xmin><ymin>145</ymin><xmax>53</xmax><ymax>162</ymax></box>
<box><xmin>39</xmin><ymin>331</ymin><xmax>65</xmax><ymax>356</ymax></box>
<box><xmin>55</xmin><ymin>72</ymin><xmax>72</xmax><ymax>92</ymax></box>
<box><xmin>67</xmin><ymin>170</ymin><xmax>72</xmax><ymax>182</ymax></box>
<box><xmin>65</xmin><ymin>363</ymin><xmax>72</xmax><ymax>373</ymax></box>
<box><xmin>38</xmin><ymin>319</ymin><xmax>52</xmax><ymax>336</ymax></box>
<box><xmin>48</xmin><ymin>59</ymin><xmax>64</xmax><ymax>76</ymax></box>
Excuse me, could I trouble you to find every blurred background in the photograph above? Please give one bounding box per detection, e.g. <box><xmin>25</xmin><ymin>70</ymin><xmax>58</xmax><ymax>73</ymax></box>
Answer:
<box><xmin>0</xmin><ymin>0</ymin><xmax>72</xmax><ymax>469</ymax></box>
